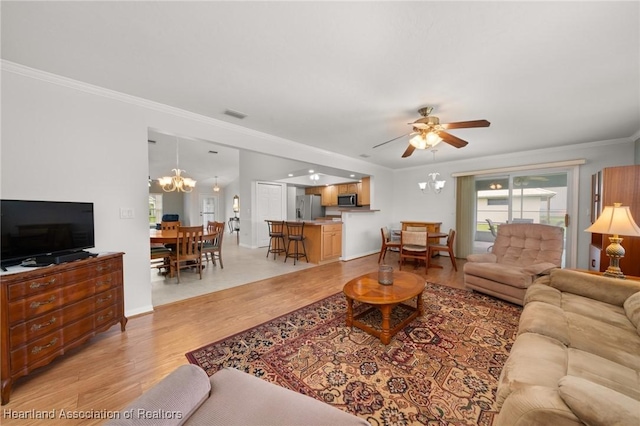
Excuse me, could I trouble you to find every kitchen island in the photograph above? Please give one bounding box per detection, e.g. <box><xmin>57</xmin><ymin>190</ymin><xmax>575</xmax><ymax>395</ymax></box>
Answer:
<box><xmin>286</xmin><ymin>221</ymin><xmax>343</xmax><ymax>264</ymax></box>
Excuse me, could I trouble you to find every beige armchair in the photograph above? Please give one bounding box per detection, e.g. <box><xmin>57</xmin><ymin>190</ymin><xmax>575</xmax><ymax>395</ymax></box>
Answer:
<box><xmin>464</xmin><ymin>223</ymin><xmax>564</xmax><ymax>305</ymax></box>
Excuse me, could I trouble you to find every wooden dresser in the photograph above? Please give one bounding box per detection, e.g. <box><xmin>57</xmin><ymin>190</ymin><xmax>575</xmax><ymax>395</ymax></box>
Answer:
<box><xmin>0</xmin><ymin>252</ymin><xmax>126</xmax><ymax>405</ymax></box>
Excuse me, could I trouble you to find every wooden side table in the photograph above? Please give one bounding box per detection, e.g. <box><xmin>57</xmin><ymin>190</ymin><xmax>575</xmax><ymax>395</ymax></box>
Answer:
<box><xmin>343</xmin><ymin>271</ymin><xmax>425</xmax><ymax>344</ymax></box>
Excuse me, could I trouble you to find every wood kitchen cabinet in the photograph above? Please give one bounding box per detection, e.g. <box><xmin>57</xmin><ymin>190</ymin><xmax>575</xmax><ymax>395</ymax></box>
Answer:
<box><xmin>589</xmin><ymin>165</ymin><xmax>640</xmax><ymax>277</ymax></box>
<box><xmin>358</xmin><ymin>177</ymin><xmax>371</xmax><ymax>206</ymax></box>
<box><xmin>1</xmin><ymin>253</ymin><xmax>127</xmax><ymax>405</ymax></box>
<box><xmin>302</xmin><ymin>222</ymin><xmax>342</xmax><ymax>264</ymax></box>
<box><xmin>321</xmin><ymin>185</ymin><xmax>337</xmax><ymax>206</ymax></box>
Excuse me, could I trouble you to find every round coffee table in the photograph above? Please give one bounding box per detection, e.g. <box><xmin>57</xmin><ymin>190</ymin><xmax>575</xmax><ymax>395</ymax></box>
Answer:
<box><xmin>343</xmin><ymin>271</ymin><xmax>425</xmax><ymax>344</ymax></box>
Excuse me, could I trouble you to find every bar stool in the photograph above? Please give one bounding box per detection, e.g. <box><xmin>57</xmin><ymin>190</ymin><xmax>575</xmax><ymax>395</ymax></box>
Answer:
<box><xmin>265</xmin><ymin>220</ymin><xmax>286</xmax><ymax>260</ymax></box>
<box><xmin>285</xmin><ymin>221</ymin><xmax>308</xmax><ymax>265</ymax></box>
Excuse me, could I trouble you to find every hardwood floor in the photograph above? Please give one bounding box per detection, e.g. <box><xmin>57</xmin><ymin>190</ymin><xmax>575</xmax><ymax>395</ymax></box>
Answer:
<box><xmin>2</xmin><ymin>252</ymin><xmax>467</xmax><ymax>425</ymax></box>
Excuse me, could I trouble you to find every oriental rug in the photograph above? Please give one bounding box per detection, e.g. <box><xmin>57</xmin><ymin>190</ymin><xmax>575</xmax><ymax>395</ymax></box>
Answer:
<box><xmin>185</xmin><ymin>283</ymin><xmax>522</xmax><ymax>426</ymax></box>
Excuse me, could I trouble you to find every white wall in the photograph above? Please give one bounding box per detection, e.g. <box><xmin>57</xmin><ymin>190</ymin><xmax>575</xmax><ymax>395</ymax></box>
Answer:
<box><xmin>1</xmin><ymin>64</ymin><xmax>393</xmax><ymax>315</ymax></box>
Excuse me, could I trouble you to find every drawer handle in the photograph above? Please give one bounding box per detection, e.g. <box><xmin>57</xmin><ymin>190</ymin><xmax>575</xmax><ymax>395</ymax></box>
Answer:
<box><xmin>30</xmin><ymin>317</ymin><xmax>57</xmax><ymax>331</ymax></box>
<box><xmin>98</xmin><ymin>311</ymin><xmax>113</xmax><ymax>322</ymax></box>
<box><xmin>31</xmin><ymin>337</ymin><xmax>58</xmax><ymax>354</ymax></box>
<box><xmin>30</xmin><ymin>278</ymin><xmax>56</xmax><ymax>289</ymax></box>
<box><xmin>97</xmin><ymin>294</ymin><xmax>113</xmax><ymax>303</ymax></box>
<box><xmin>30</xmin><ymin>296</ymin><xmax>56</xmax><ymax>309</ymax></box>
<box><xmin>95</xmin><ymin>277</ymin><xmax>113</xmax><ymax>286</ymax></box>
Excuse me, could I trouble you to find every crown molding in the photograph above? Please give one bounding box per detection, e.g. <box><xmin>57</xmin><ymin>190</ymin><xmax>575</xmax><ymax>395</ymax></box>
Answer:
<box><xmin>1</xmin><ymin>60</ymin><xmax>381</xmax><ymax>171</ymax></box>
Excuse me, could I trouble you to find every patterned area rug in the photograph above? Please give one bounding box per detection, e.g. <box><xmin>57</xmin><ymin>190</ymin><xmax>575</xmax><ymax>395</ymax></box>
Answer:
<box><xmin>185</xmin><ymin>283</ymin><xmax>522</xmax><ymax>425</ymax></box>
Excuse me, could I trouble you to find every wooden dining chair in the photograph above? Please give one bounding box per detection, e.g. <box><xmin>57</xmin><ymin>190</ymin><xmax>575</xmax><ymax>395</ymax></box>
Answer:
<box><xmin>399</xmin><ymin>230</ymin><xmax>429</xmax><ymax>271</ymax></box>
<box><xmin>169</xmin><ymin>226</ymin><xmax>203</xmax><ymax>283</ymax></box>
<box><xmin>378</xmin><ymin>227</ymin><xmax>400</xmax><ymax>263</ymax></box>
<box><xmin>428</xmin><ymin>228</ymin><xmax>457</xmax><ymax>271</ymax></box>
<box><xmin>202</xmin><ymin>221</ymin><xmax>225</xmax><ymax>268</ymax></box>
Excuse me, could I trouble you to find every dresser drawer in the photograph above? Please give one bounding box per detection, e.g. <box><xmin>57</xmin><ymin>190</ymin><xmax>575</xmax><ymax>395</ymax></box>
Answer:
<box><xmin>7</xmin><ymin>273</ymin><xmax>64</xmax><ymax>301</ymax></box>
<box><xmin>95</xmin><ymin>304</ymin><xmax>122</xmax><ymax>329</ymax></box>
<box><xmin>8</xmin><ymin>280</ymin><xmax>96</xmax><ymax>325</ymax></box>
<box><xmin>9</xmin><ymin>298</ymin><xmax>95</xmax><ymax>348</ymax></box>
<box><xmin>10</xmin><ymin>318</ymin><xmax>95</xmax><ymax>374</ymax></box>
<box><xmin>94</xmin><ymin>271</ymin><xmax>121</xmax><ymax>293</ymax></box>
<box><xmin>95</xmin><ymin>288</ymin><xmax>118</xmax><ymax>310</ymax></box>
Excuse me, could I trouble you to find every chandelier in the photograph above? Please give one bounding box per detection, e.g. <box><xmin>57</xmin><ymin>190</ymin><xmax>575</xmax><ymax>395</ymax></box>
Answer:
<box><xmin>158</xmin><ymin>138</ymin><xmax>196</xmax><ymax>193</ymax></box>
<box><xmin>309</xmin><ymin>173</ymin><xmax>320</xmax><ymax>182</ymax></box>
<box><xmin>418</xmin><ymin>172</ymin><xmax>446</xmax><ymax>194</ymax></box>
<box><xmin>213</xmin><ymin>176</ymin><xmax>220</xmax><ymax>192</ymax></box>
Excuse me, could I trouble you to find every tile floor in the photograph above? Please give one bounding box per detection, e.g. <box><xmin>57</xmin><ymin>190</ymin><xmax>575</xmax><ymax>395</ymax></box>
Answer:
<box><xmin>151</xmin><ymin>234</ymin><xmax>316</xmax><ymax>306</ymax></box>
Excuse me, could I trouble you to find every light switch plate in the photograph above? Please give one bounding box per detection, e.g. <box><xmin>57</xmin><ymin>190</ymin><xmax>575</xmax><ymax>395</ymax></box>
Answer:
<box><xmin>120</xmin><ymin>208</ymin><xmax>134</xmax><ymax>219</ymax></box>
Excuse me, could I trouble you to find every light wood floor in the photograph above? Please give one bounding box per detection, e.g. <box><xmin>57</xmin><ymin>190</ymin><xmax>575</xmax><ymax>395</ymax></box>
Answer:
<box><xmin>3</xmin><ymin>252</ymin><xmax>466</xmax><ymax>425</ymax></box>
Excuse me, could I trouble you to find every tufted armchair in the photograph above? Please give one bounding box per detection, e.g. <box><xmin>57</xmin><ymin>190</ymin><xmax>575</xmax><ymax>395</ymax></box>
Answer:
<box><xmin>464</xmin><ymin>223</ymin><xmax>564</xmax><ymax>305</ymax></box>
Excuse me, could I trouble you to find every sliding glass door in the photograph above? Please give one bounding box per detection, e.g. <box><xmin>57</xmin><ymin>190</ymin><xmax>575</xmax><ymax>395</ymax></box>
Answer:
<box><xmin>474</xmin><ymin>171</ymin><xmax>572</xmax><ymax>266</ymax></box>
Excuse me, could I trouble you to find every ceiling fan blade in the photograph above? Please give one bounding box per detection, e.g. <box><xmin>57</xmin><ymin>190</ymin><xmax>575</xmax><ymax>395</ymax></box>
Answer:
<box><xmin>372</xmin><ymin>133</ymin><xmax>410</xmax><ymax>149</ymax></box>
<box><xmin>439</xmin><ymin>131</ymin><xmax>469</xmax><ymax>148</ymax></box>
<box><xmin>401</xmin><ymin>144</ymin><xmax>416</xmax><ymax>158</ymax></box>
<box><xmin>441</xmin><ymin>119</ymin><xmax>490</xmax><ymax>129</ymax></box>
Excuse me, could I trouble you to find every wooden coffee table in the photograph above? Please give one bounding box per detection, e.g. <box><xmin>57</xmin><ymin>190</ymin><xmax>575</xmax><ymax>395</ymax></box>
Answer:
<box><xmin>343</xmin><ymin>271</ymin><xmax>425</xmax><ymax>344</ymax></box>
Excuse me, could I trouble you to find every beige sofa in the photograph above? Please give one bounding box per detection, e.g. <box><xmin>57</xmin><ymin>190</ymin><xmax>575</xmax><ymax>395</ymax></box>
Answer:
<box><xmin>464</xmin><ymin>223</ymin><xmax>564</xmax><ymax>305</ymax></box>
<box><xmin>106</xmin><ymin>365</ymin><xmax>369</xmax><ymax>426</ymax></box>
<box><xmin>495</xmin><ymin>269</ymin><xmax>640</xmax><ymax>425</ymax></box>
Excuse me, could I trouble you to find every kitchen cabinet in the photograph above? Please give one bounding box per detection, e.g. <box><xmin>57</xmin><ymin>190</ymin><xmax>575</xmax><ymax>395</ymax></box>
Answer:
<box><xmin>338</xmin><ymin>183</ymin><xmax>358</xmax><ymax>195</ymax></box>
<box><xmin>358</xmin><ymin>177</ymin><xmax>371</xmax><ymax>206</ymax></box>
<box><xmin>300</xmin><ymin>222</ymin><xmax>342</xmax><ymax>264</ymax></box>
<box><xmin>321</xmin><ymin>185</ymin><xmax>337</xmax><ymax>206</ymax></box>
<box><xmin>305</xmin><ymin>186</ymin><xmax>322</xmax><ymax>195</ymax></box>
<box><xmin>589</xmin><ymin>165</ymin><xmax>640</xmax><ymax>277</ymax></box>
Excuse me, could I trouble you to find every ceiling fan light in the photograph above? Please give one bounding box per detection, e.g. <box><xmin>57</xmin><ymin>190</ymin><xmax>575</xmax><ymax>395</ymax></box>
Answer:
<box><xmin>409</xmin><ymin>134</ymin><xmax>428</xmax><ymax>149</ymax></box>
<box><xmin>426</xmin><ymin>132</ymin><xmax>442</xmax><ymax>146</ymax></box>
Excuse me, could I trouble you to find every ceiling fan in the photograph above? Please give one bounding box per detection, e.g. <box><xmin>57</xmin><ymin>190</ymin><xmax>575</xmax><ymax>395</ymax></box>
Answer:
<box><xmin>373</xmin><ymin>107</ymin><xmax>490</xmax><ymax>158</ymax></box>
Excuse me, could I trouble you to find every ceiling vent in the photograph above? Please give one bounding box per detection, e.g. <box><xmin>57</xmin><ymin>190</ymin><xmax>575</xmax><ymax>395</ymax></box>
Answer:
<box><xmin>208</xmin><ymin>150</ymin><xmax>218</xmax><ymax>154</ymax></box>
<box><xmin>148</xmin><ymin>139</ymin><xmax>157</xmax><ymax>144</ymax></box>
<box><xmin>223</xmin><ymin>109</ymin><xmax>247</xmax><ymax>120</ymax></box>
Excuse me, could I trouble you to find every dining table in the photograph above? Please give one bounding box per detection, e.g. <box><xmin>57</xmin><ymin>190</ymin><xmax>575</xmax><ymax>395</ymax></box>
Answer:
<box><xmin>150</xmin><ymin>228</ymin><xmax>218</xmax><ymax>245</ymax></box>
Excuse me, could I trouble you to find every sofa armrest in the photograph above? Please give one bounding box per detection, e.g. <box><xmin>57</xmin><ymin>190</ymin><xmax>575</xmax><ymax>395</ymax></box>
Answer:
<box><xmin>522</xmin><ymin>263</ymin><xmax>558</xmax><ymax>276</ymax></box>
<box><xmin>495</xmin><ymin>386</ymin><xmax>581</xmax><ymax>426</ymax></box>
<box><xmin>466</xmin><ymin>253</ymin><xmax>497</xmax><ymax>263</ymax></box>
<box><xmin>558</xmin><ymin>376</ymin><xmax>640</xmax><ymax>426</ymax></box>
<box><xmin>106</xmin><ymin>365</ymin><xmax>211</xmax><ymax>426</ymax></box>
<box><xmin>549</xmin><ymin>269</ymin><xmax>640</xmax><ymax>306</ymax></box>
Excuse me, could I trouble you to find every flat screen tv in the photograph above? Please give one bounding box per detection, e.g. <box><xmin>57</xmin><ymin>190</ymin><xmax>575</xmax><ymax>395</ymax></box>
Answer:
<box><xmin>1</xmin><ymin>199</ymin><xmax>95</xmax><ymax>268</ymax></box>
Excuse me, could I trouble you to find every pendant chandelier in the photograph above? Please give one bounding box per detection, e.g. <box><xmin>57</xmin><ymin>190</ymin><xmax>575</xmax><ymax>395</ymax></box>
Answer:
<box><xmin>158</xmin><ymin>138</ymin><xmax>196</xmax><ymax>193</ymax></box>
<box><xmin>213</xmin><ymin>176</ymin><xmax>220</xmax><ymax>192</ymax></box>
<box><xmin>418</xmin><ymin>172</ymin><xmax>446</xmax><ymax>194</ymax></box>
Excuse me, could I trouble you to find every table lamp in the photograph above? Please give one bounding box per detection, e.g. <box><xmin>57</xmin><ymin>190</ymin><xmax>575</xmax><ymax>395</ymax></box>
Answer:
<box><xmin>585</xmin><ymin>203</ymin><xmax>640</xmax><ymax>278</ymax></box>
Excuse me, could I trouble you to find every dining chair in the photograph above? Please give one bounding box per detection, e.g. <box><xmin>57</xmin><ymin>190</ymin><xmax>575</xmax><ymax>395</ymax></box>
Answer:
<box><xmin>266</xmin><ymin>220</ymin><xmax>286</xmax><ymax>260</ymax></box>
<box><xmin>169</xmin><ymin>225</ymin><xmax>204</xmax><ymax>283</ymax></box>
<box><xmin>202</xmin><ymin>221</ymin><xmax>225</xmax><ymax>268</ymax></box>
<box><xmin>428</xmin><ymin>228</ymin><xmax>457</xmax><ymax>271</ymax></box>
<box><xmin>399</xmin><ymin>230</ymin><xmax>429</xmax><ymax>271</ymax></box>
<box><xmin>378</xmin><ymin>227</ymin><xmax>401</xmax><ymax>263</ymax></box>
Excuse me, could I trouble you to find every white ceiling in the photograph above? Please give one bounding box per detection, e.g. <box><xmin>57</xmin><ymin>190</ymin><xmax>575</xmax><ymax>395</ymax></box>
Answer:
<box><xmin>2</xmin><ymin>2</ymin><xmax>639</xmax><ymax>185</ymax></box>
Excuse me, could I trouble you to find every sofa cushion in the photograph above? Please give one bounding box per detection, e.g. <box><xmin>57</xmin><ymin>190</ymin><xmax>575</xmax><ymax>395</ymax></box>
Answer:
<box><xmin>566</xmin><ymin>312</ymin><xmax>640</xmax><ymax>371</ymax></box>
<box><xmin>517</xmin><ymin>301</ymin><xmax>570</xmax><ymax>345</ymax></box>
<box><xmin>624</xmin><ymin>291</ymin><xmax>640</xmax><ymax>332</ymax></box>
<box><xmin>493</xmin><ymin>224</ymin><xmax>564</xmax><ymax>267</ymax></box>
<box><xmin>562</xmin><ymin>292</ymin><xmax>633</xmax><ymax>330</ymax></box>
<box><xmin>567</xmin><ymin>349</ymin><xmax>640</xmax><ymax>400</ymax></box>
<box><xmin>523</xmin><ymin>283</ymin><xmax>561</xmax><ymax>306</ymax></box>
<box><xmin>558</xmin><ymin>376</ymin><xmax>640</xmax><ymax>426</ymax></box>
<box><xmin>549</xmin><ymin>269</ymin><xmax>640</xmax><ymax>306</ymax></box>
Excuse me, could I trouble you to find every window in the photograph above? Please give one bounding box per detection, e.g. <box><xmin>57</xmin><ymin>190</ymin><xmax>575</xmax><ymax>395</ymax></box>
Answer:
<box><xmin>149</xmin><ymin>194</ymin><xmax>163</xmax><ymax>227</ymax></box>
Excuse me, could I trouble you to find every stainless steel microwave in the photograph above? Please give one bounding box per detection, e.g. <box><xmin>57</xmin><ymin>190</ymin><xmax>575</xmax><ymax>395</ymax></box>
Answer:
<box><xmin>337</xmin><ymin>193</ymin><xmax>357</xmax><ymax>207</ymax></box>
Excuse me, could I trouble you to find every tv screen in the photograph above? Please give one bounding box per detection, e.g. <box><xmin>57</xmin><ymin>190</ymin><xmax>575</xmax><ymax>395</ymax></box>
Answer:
<box><xmin>1</xmin><ymin>199</ymin><xmax>95</xmax><ymax>267</ymax></box>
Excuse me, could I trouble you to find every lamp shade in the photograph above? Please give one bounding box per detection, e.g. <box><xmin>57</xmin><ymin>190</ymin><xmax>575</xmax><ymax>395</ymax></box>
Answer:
<box><xmin>585</xmin><ymin>203</ymin><xmax>640</xmax><ymax>237</ymax></box>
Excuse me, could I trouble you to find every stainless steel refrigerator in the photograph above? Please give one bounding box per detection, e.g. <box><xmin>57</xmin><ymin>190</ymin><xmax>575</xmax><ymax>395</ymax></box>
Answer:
<box><xmin>296</xmin><ymin>194</ymin><xmax>324</xmax><ymax>220</ymax></box>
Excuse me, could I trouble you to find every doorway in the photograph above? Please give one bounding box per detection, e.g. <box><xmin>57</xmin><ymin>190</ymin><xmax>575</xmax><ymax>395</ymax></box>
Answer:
<box><xmin>255</xmin><ymin>182</ymin><xmax>287</xmax><ymax>247</ymax></box>
<box><xmin>199</xmin><ymin>195</ymin><xmax>218</xmax><ymax>226</ymax></box>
